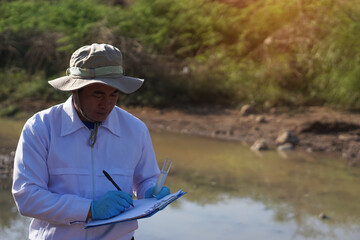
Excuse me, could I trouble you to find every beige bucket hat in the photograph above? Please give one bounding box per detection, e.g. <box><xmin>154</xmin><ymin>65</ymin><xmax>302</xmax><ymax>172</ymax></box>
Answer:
<box><xmin>48</xmin><ymin>43</ymin><xmax>144</xmax><ymax>93</ymax></box>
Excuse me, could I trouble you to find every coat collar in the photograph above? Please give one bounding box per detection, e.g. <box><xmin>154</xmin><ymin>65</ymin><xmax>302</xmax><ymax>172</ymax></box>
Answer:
<box><xmin>60</xmin><ymin>96</ymin><xmax>121</xmax><ymax>137</ymax></box>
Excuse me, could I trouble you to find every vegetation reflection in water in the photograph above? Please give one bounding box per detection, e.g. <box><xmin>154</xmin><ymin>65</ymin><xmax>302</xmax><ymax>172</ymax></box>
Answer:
<box><xmin>0</xmin><ymin>118</ymin><xmax>360</xmax><ymax>239</ymax></box>
<box><xmin>147</xmin><ymin>129</ymin><xmax>360</xmax><ymax>239</ymax></box>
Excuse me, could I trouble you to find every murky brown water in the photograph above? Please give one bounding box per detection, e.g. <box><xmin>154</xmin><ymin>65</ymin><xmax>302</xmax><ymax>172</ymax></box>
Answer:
<box><xmin>1</xmin><ymin>118</ymin><xmax>360</xmax><ymax>239</ymax></box>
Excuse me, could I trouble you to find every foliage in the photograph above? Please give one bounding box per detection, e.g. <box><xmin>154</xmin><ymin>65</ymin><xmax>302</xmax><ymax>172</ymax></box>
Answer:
<box><xmin>311</xmin><ymin>0</ymin><xmax>360</xmax><ymax>109</ymax></box>
<box><xmin>117</xmin><ymin>0</ymin><xmax>224</xmax><ymax>57</ymax></box>
<box><xmin>0</xmin><ymin>68</ymin><xmax>68</xmax><ymax>116</ymax></box>
<box><xmin>1</xmin><ymin>0</ymin><xmax>360</xmax><ymax>114</ymax></box>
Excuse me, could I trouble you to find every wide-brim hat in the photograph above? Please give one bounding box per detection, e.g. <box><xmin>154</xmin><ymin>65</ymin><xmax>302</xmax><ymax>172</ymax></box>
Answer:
<box><xmin>48</xmin><ymin>43</ymin><xmax>144</xmax><ymax>94</ymax></box>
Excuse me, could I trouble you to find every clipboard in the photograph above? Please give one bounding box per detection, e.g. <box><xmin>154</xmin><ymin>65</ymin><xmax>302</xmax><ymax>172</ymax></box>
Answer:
<box><xmin>85</xmin><ymin>190</ymin><xmax>186</xmax><ymax>229</ymax></box>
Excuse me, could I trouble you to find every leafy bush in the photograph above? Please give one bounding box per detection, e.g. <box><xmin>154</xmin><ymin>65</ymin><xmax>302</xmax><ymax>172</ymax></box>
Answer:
<box><xmin>311</xmin><ymin>0</ymin><xmax>360</xmax><ymax>109</ymax></box>
<box><xmin>1</xmin><ymin>0</ymin><xmax>360</xmax><ymax>111</ymax></box>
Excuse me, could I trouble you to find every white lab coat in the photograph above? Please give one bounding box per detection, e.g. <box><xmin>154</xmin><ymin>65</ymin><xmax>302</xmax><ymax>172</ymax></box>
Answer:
<box><xmin>12</xmin><ymin>96</ymin><xmax>159</xmax><ymax>240</ymax></box>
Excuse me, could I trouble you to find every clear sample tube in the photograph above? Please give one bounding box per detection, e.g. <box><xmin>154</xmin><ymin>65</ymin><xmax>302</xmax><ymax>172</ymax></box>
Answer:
<box><xmin>152</xmin><ymin>158</ymin><xmax>173</xmax><ymax>197</ymax></box>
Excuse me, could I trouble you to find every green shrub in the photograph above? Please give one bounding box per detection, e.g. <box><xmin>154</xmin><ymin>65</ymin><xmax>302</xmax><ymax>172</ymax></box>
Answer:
<box><xmin>1</xmin><ymin>0</ymin><xmax>360</xmax><ymax>110</ymax></box>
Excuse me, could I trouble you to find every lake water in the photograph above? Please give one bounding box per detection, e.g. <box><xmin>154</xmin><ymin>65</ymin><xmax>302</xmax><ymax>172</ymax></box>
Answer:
<box><xmin>1</xmin><ymin>118</ymin><xmax>360</xmax><ymax>239</ymax></box>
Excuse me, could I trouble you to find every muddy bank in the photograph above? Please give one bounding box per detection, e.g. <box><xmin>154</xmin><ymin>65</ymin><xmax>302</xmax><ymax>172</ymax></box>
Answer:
<box><xmin>125</xmin><ymin>106</ymin><xmax>360</xmax><ymax>166</ymax></box>
<box><xmin>1</xmin><ymin>105</ymin><xmax>360</xmax><ymax>181</ymax></box>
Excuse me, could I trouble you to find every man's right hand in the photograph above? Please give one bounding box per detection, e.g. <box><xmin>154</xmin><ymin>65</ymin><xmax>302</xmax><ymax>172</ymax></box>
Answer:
<box><xmin>91</xmin><ymin>191</ymin><xmax>133</xmax><ymax>220</ymax></box>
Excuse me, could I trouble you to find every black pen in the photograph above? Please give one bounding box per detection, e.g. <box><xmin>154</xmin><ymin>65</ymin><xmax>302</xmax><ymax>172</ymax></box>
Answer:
<box><xmin>103</xmin><ymin>170</ymin><xmax>134</xmax><ymax>207</ymax></box>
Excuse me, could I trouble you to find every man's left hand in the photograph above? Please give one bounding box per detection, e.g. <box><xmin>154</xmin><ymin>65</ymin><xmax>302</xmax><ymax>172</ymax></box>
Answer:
<box><xmin>145</xmin><ymin>186</ymin><xmax>170</xmax><ymax>199</ymax></box>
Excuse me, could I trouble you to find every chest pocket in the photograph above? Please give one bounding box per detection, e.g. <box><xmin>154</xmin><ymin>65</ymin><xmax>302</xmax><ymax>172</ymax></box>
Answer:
<box><xmin>48</xmin><ymin>168</ymin><xmax>91</xmax><ymax>198</ymax></box>
<box><xmin>97</xmin><ymin>168</ymin><xmax>134</xmax><ymax>196</ymax></box>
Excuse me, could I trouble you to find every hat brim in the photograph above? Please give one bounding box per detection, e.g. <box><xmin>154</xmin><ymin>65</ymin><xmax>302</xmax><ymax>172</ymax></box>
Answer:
<box><xmin>48</xmin><ymin>74</ymin><xmax>144</xmax><ymax>94</ymax></box>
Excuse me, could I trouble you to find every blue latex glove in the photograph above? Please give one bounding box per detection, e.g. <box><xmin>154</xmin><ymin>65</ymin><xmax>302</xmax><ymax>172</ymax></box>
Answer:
<box><xmin>91</xmin><ymin>191</ymin><xmax>133</xmax><ymax>220</ymax></box>
<box><xmin>145</xmin><ymin>186</ymin><xmax>171</xmax><ymax>199</ymax></box>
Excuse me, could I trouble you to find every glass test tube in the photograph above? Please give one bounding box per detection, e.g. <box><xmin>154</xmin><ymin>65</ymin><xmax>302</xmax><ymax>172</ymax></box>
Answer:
<box><xmin>152</xmin><ymin>158</ymin><xmax>173</xmax><ymax>197</ymax></box>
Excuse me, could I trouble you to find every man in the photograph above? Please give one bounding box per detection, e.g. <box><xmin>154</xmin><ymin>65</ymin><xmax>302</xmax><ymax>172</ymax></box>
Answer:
<box><xmin>12</xmin><ymin>43</ymin><xmax>170</xmax><ymax>240</ymax></box>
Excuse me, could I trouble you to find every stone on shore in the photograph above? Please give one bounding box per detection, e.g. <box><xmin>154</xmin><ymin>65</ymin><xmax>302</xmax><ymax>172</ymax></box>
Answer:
<box><xmin>276</xmin><ymin>131</ymin><xmax>299</xmax><ymax>145</ymax></box>
<box><xmin>251</xmin><ymin>139</ymin><xmax>268</xmax><ymax>151</ymax></box>
<box><xmin>240</xmin><ymin>104</ymin><xmax>253</xmax><ymax>116</ymax></box>
<box><xmin>255</xmin><ymin>116</ymin><xmax>266</xmax><ymax>123</ymax></box>
<box><xmin>277</xmin><ymin>143</ymin><xmax>295</xmax><ymax>151</ymax></box>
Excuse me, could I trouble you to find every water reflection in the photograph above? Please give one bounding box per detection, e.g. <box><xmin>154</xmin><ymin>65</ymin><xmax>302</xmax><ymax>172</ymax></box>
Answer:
<box><xmin>0</xmin><ymin>118</ymin><xmax>24</xmax><ymax>155</ymax></box>
<box><xmin>0</xmin><ymin>118</ymin><xmax>360</xmax><ymax>239</ymax></box>
<box><xmin>150</xmin><ymin>130</ymin><xmax>360</xmax><ymax>239</ymax></box>
<box><xmin>0</xmin><ymin>179</ymin><xmax>31</xmax><ymax>240</ymax></box>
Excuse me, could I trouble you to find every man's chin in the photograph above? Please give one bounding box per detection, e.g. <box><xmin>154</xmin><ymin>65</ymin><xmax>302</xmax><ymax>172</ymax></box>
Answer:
<box><xmin>92</xmin><ymin>113</ymin><xmax>110</xmax><ymax>122</ymax></box>
<box><xmin>93</xmin><ymin>117</ymin><xmax>107</xmax><ymax>122</ymax></box>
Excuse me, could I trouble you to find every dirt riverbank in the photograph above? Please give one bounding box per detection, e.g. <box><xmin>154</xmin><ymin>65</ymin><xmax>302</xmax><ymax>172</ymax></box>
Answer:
<box><xmin>1</xmin><ymin>104</ymin><xmax>360</xmax><ymax>182</ymax></box>
<box><xmin>125</xmin><ymin>106</ymin><xmax>360</xmax><ymax>166</ymax></box>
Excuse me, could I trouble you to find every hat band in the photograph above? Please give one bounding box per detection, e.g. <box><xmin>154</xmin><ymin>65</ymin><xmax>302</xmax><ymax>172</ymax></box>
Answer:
<box><xmin>66</xmin><ymin>66</ymin><xmax>124</xmax><ymax>78</ymax></box>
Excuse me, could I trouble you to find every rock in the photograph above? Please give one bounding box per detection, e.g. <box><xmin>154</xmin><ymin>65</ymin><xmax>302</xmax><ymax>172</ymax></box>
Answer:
<box><xmin>181</xmin><ymin>66</ymin><xmax>190</xmax><ymax>74</ymax></box>
<box><xmin>277</xmin><ymin>143</ymin><xmax>294</xmax><ymax>151</ymax></box>
<box><xmin>255</xmin><ymin>116</ymin><xmax>266</xmax><ymax>123</ymax></box>
<box><xmin>212</xmin><ymin>130</ymin><xmax>227</xmax><ymax>136</ymax></box>
<box><xmin>318</xmin><ymin>212</ymin><xmax>329</xmax><ymax>220</ymax></box>
<box><xmin>338</xmin><ymin>134</ymin><xmax>360</xmax><ymax>141</ymax></box>
<box><xmin>251</xmin><ymin>139</ymin><xmax>268</xmax><ymax>151</ymax></box>
<box><xmin>276</xmin><ymin>131</ymin><xmax>299</xmax><ymax>145</ymax></box>
<box><xmin>240</xmin><ymin>104</ymin><xmax>253</xmax><ymax>116</ymax></box>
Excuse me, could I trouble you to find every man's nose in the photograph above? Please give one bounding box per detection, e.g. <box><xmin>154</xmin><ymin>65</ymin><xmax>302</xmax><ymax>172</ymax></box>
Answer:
<box><xmin>99</xmin><ymin>97</ymin><xmax>111</xmax><ymax>110</ymax></box>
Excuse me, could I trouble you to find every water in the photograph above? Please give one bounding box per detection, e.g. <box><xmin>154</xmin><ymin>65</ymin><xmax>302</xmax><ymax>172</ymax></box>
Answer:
<box><xmin>1</xmin><ymin>118</ymin><xmax>360</xmax><ymax>240</ymax></box>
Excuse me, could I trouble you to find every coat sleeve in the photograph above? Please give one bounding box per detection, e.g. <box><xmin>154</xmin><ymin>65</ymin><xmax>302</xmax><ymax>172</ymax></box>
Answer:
<box><xmin>12</xmin><ymin>118</ymin><xmax>92</xmax><ymax>225</ymax></box>
<box><xmin>132</xmin><ymin>124</ymin><xmax>160</xmax><ymax>199</ymax></box>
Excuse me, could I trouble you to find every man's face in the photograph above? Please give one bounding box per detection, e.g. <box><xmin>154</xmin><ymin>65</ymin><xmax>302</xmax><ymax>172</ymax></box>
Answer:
<box><xmin>75</xmin><ymin>83</ymin><xmax>119</xmax><ymax>122</ymax></box>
